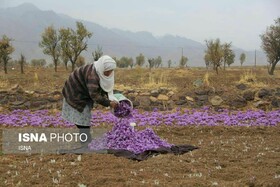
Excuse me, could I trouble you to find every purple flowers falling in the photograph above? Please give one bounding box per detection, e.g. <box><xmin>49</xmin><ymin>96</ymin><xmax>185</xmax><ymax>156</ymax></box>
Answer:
<box><xmin>113</xmin><ymin>100</ymin><xmax>132</xmax><ymax>118</ymax></box>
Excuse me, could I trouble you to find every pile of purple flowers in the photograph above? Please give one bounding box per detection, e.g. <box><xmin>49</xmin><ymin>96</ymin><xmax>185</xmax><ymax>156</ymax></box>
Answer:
<box><xmin>88</xmin><ymin>119</ymin><xmax>172</xmax><ymax>154</ymax></box>
<box><xmin>113</xmin><ymin>100</ymin><xmax>132</xmax><ymax>118</ymax></box>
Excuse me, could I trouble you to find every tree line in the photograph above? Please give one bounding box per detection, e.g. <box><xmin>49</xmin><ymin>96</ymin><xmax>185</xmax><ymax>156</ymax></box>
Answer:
<box><xmin>0</xmin><ymin>17</ymin><xmax>279</xmax><ymax>75</ymax></box>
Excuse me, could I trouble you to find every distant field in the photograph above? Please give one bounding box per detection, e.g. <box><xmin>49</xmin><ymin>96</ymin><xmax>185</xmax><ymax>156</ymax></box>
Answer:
<box><xmin>1</xmin><ymin>65</ymin><xmax>279</xmax><ymax>92</ymax></box>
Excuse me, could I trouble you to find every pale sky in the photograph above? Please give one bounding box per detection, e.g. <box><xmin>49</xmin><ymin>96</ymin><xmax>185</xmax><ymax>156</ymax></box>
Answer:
<box><xmin>0</xmin><ymin>0</ymin><xmax>279</xmax><ymax>50</ymax></box>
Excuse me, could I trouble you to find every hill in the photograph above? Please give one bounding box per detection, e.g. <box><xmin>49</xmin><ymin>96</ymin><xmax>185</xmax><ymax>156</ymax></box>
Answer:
<box><xmin>0</xmin><ymin>3</ymin><xmax>267</xmax><ymax>67</ymax></box>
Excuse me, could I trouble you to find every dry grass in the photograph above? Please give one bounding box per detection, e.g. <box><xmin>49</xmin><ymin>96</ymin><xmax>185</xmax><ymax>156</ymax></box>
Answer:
<box><xmin>203</xmin><ymin>72</ymin><xmax>210</xmax><ymax>87</ymax></box>
<box><xmin>144</xmin><ymin>71</ymin><xmax>169</xmax><ymax>89</ymax></box>
<box><xmin>239</xmin><ymin>69</ymin><xmax>257</xmax><ymax>83</ymax></box>
<box><xmin>237</xmin><ymin>69</ymin><xmax>272</xmax><ymax>89</ymax></box>
<box><xmin>0</xmin><ymin>79</ymin><xmax>9</xmax><ymax>89</ymax></box>
<box><xmin>0</xmin><ymin>65</ymin><xmax>279</xmax><ymax>92</ymax></box>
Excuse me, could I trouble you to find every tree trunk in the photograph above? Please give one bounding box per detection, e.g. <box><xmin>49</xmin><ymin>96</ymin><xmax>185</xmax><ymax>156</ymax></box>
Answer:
<box><xmin>268</xmin><ymin>62</ymin><xmax>277</xmax><ymax>75</ymax></box>
<box><xmin>4</xmin><ymin>62</ymin><xmax>7</xmax><ymax>74</ymax></box>
<box><xmin>71</xmin><ymin>62</ymin><xmax>75</xmax><ymax>72</ymax></box>
<box><xmin>20</xmin><ymin>63</ymin><xmax>24</xmax><ymax>74</ymax></box>
<box><xmin>65</xmin><ymin>61</ymin><xmax>68</xmax><ymax>70</ymax></box>
<box><xmin>70</xmin><ymin>56</ymin><xmax>78</xmax><ymax>72</ymax></box>
<box><xmin>214</xmin><ymin>65</ymin><xmax>219</xmax><ymax>74</ymax></box>
<box><xmin>53</xmin><ymin>58</ymin><xmax>58</xmax><ymax>72</ymax></box>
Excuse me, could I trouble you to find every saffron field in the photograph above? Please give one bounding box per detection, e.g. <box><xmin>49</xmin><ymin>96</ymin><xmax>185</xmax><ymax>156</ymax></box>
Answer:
<box><xmin>1</xmin><ymin>67</ymin><xmax>280</xmax><ymax>186</ymax></box>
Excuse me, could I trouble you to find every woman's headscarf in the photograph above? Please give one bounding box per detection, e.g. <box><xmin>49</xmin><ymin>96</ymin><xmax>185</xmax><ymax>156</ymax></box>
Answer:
<box><xmin>94</xmin><ymin>55</ymin><xmax>117</xmax><ymax>101</ymax></box>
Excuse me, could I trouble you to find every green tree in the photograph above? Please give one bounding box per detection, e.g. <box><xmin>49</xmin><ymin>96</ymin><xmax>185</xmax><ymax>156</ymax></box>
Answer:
<box><xmin>222</xmin><ymin>42</ymin><xmax>235</xmax><ymax>69</ymax></box>
<box><xmin>205</xmin><ymin>39</ymin><xmax>223</xmax><ymax>74</ymax></box>
<box><xmin>117</xmin><ymin>56</ymin><xmax>131</xmax><ymax>68</ymax></box>
<box><xmin>167</xmin><ymin>59</ymin><xmax>172</xmax><ymax>68</ymax></box>
<box><xmin>148</xmin><ymin>58</ymin><xmax>155</xmax><ymax>69</ymax></box>
<box><xmin>239</xmin><ymin>53</ymin><xmax>246</xmax><ymax>66</ymax></box>
<box><xmin>226</xmin><ymin>53</ymin><xmax>235</xmax><ymax>67</ymax></box>
<box><xmin>179</xmin><ymin>55</ymin><xmax>188</xmax><ymax>68</ymax></box>
<box><xmin>31</xmin><ymin>59</ymin><xmax>46</xmax><ymax>67</ymax></box>
<box><xmin>260</xmin><ymin>17</ymin><xmax>280</xmax><ymax>75</ymax></box>
<box><xmin>155</xmin><ymin>56</ymin><xmax>162</xmax><ymax>68</ymax></box>
<box><xmin>60</xmin><ymin>22</ymin><xmax>92</xmax><ymax>71</ymax></box>
<box><xmin>136</xmin><ymin>53</ymin><xmax>145</xmax><ymax>67</ymax></box>
<box><xmin>39</xmin><ymin>25</ymin><xmax>61</xmax><ymax>72</ymax></box>
<box><xmin>92</xmin><ymin>45</ymin><xmax>103</xmax><ymax>61</ymax></box>
<box><xmin>128</xmin><ymin>57</ymin><xmax>134</xmax><ymax>68</ymax></box>
<box><xmin>19</xmin><ymin>54</ymin><xmax>26</xmax><ymax>74</ymax></box>
<box><xmin>0</xmin><ymin>35</ymin><xmax>14</xmax><ymax>74</ymax></box>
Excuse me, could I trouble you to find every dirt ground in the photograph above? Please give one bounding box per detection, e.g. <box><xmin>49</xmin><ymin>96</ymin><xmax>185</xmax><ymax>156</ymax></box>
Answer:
<box><xmin>1</xmin><ymin>125</ymin><xmax>280</xmax><ymax>187</ymax></box>
<box><xmin>1</xmin><ymin>66</ymin><xmax>280</xmax><ymax>93</ymax></box>
<box><xmin>1</xmin><ymin>67</ymin><xmax>280</xmax><ymax>186</ymax></box>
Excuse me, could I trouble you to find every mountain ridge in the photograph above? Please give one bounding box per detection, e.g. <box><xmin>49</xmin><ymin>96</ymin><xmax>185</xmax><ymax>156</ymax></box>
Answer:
<box><xmin>0</xmin><ymin>3</ymin><xmax>267</xmax><ymax>67</ymax></box>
